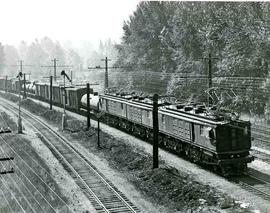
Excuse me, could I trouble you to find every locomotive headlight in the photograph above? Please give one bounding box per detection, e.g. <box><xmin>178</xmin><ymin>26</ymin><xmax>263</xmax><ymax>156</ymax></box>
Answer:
<box><xmin>230</xmin><ymin>154</ymin><xmax>234</xmax><ymax>158</ymax></box>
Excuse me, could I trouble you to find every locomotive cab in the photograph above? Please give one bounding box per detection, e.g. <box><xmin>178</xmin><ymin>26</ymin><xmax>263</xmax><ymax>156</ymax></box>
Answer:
<box><xmin>214</xmin><ymin>120</ymin><xmax>254</xmax><ymax>174</ymax></box>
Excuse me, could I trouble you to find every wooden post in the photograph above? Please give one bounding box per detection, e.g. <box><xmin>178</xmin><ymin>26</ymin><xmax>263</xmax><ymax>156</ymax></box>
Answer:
<box><xmin>23</xmin><ymin>73</ymin><xmax>26</xmax><ymax>99</ymax></box>
<box><xmin>153</xmin><ymin>94</ymin><xmax>159</xmax><ymax>169</ymax></box>
<box><xmin>97</xmin><ymin>100</ymin><xmax>100</xmax><ymax>148</ymax></box>
<box><xmin>5</xmin><ymin>75</ymin><xmax>7</xmax><ymax>93</ymax></box>
<box><xmin>50</xmin><ymin>76</ymin><xmax>53</xmax><ymax>110</ymax></box>
<box><xmin>0</xmin><ymin>157</ymin><xmax>14</xmax><ymax>175</ymax></box>
<box><xmin>87</xmin><ymin>83</ymin><xmax>90</xmax><ymax>128</ymax></box>
<box><xmin>208</xmin><ymin>52</ymin><xmax>213</xmax><ymax>106</ymax></box>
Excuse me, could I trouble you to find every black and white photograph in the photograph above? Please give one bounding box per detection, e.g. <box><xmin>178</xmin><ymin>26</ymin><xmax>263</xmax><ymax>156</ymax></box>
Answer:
<box><xmin>0</xmin><ymin>0</ymin><xmax>270</xmax><ymax>212</ymax></box>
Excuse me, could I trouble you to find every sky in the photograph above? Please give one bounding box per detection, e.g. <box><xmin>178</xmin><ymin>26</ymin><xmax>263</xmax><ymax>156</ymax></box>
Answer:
<box><xmin>0</xmin><ymin>0</ymin><xmax>140</xmax><ymax>47</ymax></box>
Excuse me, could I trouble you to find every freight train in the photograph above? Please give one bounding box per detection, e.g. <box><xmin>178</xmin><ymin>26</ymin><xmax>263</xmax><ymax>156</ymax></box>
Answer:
<box><xmin>0</xmin><ymin>78</ymin><xmax>254</xmax><ymax>176</ymax></box>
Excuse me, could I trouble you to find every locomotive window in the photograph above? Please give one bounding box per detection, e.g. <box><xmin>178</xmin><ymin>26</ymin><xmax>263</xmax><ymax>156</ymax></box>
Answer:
<box><xmin>121</xmin><ymin>103</ymin><xmax>123</xmax><ymax>110</ymax></box>
<box><xmin>200</xmin><ymin>125</ymin><xmax>204</xmax><ymax>135</ymax></box>
<box><xmin>209</xmin><ymin>129</ymin><xmax>215</xmax><ymax>139</ymax></box>
<box><xmin>147</xmin><ymin>110</ymin><xmax>150</xmax><ymax>118</ymax></box>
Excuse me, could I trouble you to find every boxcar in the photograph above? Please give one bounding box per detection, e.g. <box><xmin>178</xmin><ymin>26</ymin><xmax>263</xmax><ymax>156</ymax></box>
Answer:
<box><xmin>66</xmin><ymin>87</ymin><xmax>88</xmax><ymax>110</ymax></box>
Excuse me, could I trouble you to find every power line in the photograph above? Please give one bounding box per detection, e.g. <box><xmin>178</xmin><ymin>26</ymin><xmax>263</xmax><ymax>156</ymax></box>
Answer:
<box><xmin>88</xmin><ymin>57</ymin><xmax>131</xmax><ymax>90</ymax></box>
<box><xmin>41</xmin><ymin>58</ymin><xmax>72</xmax><ymax>82</ymax></box>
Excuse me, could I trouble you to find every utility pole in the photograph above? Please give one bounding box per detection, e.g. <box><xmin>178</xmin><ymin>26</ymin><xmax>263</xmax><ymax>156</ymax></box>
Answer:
<box><xmin>101</xmin><ymin>57</ymin><xmax>111</xmax><ymax>89</ymax></box>
<box><xmin>85</xmin><ymin>82</ymin><xmax>99</xmax><ymax>128</ymax></box>
<box><xmin>61</xmin><ymin>70</ymin><xmax>72</xmax><ymax>130</ymax></box>
<box><xmin>50</xmin><ymin>76</ymin><xmax>53</xmax><ymax>110</ymax></box>
<box><xmin>17</xmin><ymin>72</ymin><xmax>23</xmax><ymax>134</ymax></box>
<box><xmin>18</xmin><ymin>60</ymin><xmax>31</xmax><ymax>99</ymax></box>
<box><xmin>41</xmin><ymin>58</ymin><xmax>72</xmax><ymax>82</ymax></box>
<box><xmin>5</xmin><ymin>75</ymin><xmax>8</xmax><ymax>93</ymax></box>
<box><xmin>23</xmin><ymin>73</ymin><xmax>26</xmax><ymax>99</ymax></box>
<box><xmin>152</xmin><ymin>94</ymin><xmax>159</xmax><ymax>169</ymax></box>
<box><xmin>87</xmin><ymin>83</ymin><xmax>90</xmax><ymax>128</ymax></box>
<box><xmin>96</xmin><ymin>100</ymin><xmax>103</xmax><ymax>148</ymax></box>
<box><xmin>208</xmin><ymin>52</ymin><xmax>213</xmax><ymax>106</ymax></box>
<box><xmin>200</xmin><ymin>53</ymin><xmax>218</xmax><ymax>106</ymax></box>
<box><xmin>88</xmin><ymin>57</ymin><xmax>131</xmax><ymax>92</ymax></box>
<box><xmin>53</xmin><ymin>58</ymin><xmax>58</xmax><ymax>82</ymax></box>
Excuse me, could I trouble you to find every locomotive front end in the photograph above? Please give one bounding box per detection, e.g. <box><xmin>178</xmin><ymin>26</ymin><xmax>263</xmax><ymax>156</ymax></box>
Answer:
<box><xmin>215</xmin><ymin>120</ymin><xmax>254</xmax><ymax>175</ymax></box>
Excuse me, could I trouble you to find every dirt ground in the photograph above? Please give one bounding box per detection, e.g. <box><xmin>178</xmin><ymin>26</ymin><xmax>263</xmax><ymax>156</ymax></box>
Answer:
<box><xmin>0</xmin><ymin>92</ymin><xmax>259</xmax><ymax>213</ymax></box>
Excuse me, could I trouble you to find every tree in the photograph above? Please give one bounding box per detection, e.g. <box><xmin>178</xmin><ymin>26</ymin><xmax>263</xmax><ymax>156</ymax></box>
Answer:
<box><xmin>4</xmin><ymin>45</ymin><xmax>20</xmax><ymax>76</ymax></box>
<box><xmin>18</xmin><ymin>41</ymin><xmax>28</xmax><ymax>60</ymax></box>
<box><xmin>25</xmin><ymin>39</ymin><xmax>49</xmax><ymax>79</ymax></box>
<box><xmin>0</xmin><ymin>43</ymin><xmax>5</xmax><ymax>75</ymax></box>
<box><xmin>52</xmin><ymin>41</ymin><xmax>66</xmax><ymax>64</ymax></box>
<box><xmin>116</xmin><ymin>1</ymin><xmax>177</xmax><ymax>93</ymax></box>
<box><xmin>66</xmin><ymin>49</ymin><xmax>82</xmax><ymax>80</ymax></box>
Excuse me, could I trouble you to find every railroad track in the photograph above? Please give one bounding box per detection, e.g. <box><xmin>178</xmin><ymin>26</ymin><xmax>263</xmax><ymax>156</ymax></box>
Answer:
<box><xmin>0</xmin><ymin>98</ymin><xmax>140</xmax><ymax>213</ymax></box>
<box><xmin>232</xmin><ymin>170</ymin><xmax>270</xmax><ymax>201</ymax></box>
<box><xmin>250</xmin><ymin>124</ymin><xmax>270</xmax><ymax>145</ymax></box>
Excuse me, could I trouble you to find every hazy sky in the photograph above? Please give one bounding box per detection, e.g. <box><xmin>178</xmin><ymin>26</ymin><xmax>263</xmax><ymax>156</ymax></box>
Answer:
<box><xmin>0</xmin><ymin>0</ymin><xmax>140</xmax><ymax>46</ymax></box>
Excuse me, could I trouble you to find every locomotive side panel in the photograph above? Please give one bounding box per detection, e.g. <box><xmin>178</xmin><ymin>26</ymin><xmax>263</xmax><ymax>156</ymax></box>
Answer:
<box><xmin>141</xmin><ymin>109</ymin><xmax>152</xmax><ymax>127</ymax></box>
<box><xmin>162</xmin><ymin>114</ymin><xmax>192</xmax><ymax>142</ymax></box>
<box><xmin>126</xmin><ymin>104</ymin><xmax>142</xmax><ymax>124</ymax></box>
<box><xmin>105</xmin><ymin>98</ymin><xmax>127</xmax><ymax>119</ymax></box>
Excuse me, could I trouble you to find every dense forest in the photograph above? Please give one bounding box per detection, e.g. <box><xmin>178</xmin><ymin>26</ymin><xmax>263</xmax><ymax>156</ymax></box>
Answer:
<box><xmin>115</xmin><ymin>1</ymin><xmax>270</xmax><ymax>116</ymax></box>
<box><xmin>1</xmin><ymin>2</ymin><xmax>270</xmax><ymax>116</ymax></box>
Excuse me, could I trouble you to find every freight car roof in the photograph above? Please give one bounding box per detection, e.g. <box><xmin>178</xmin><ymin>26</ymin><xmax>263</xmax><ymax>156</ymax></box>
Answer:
<box><xmin>65</xmin><ymin>87</ymin><xmax>86</xmax><ymax>91</ymax></box>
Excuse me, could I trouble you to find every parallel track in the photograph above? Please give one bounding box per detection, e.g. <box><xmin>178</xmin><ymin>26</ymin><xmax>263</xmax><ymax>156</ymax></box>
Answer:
<box><xmin>0</xmin><ymin>98</ymin><xmax>139</xmax><ymax>213</ymax></box>
<box><xmin>251</xmin><ymin>125</ymin><xmax>270</xmax><ymax>145</ymax></box>
<box><xmin>232</xmin><ymin>170</ymin><xmax>270</xmax><ymax>201</ymax></box>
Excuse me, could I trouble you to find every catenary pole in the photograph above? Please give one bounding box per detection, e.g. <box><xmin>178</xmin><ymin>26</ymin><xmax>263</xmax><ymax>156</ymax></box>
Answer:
<box><xmin>50</xmin><ymin>76</ymin><xmax>53</xmax><ymax>110</ymax></box>
<box><xmin>87</xmin><ymin>83</ymin><xmax>90</xmax><ymax>128</ymax></box>
<box><xmin>152</xmin><ymin>94</ymin><xmax>159</xmax><ymax>169</ymax></box>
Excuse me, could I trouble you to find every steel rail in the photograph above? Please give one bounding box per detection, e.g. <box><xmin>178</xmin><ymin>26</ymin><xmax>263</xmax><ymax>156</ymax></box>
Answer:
<box><xmin>237</xmin><ymin>176</ymin><xmax>270</xmax><ymax>201</ymax></box>
<box><xmin>0</xmin><ymin>98</ymin><xmax>139</xmax><ymax>213</ymax></box>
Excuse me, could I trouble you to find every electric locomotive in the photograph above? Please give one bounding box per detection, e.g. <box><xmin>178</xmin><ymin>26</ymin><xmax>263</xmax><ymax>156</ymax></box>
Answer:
<box><xmin>94</xmin><ymin>92</ymin><xmax>254</xmax><ymax>176</ymax></box>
